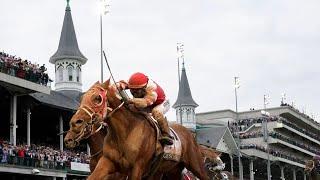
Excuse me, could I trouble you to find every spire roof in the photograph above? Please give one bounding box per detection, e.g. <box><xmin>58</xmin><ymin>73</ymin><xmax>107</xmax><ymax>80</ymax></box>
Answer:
<box><xmin>173</xmin><ymin>63</ymin><xmax>198</xmax><ymax>108</ymax></box>
<box><xmin>50</xmin><ymin>1</ymin><xmax>87</xmax><ymax>64</ymax></box>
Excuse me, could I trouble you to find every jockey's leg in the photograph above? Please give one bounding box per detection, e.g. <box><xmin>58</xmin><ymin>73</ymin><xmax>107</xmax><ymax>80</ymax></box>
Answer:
<box><xmin>88</xmin><ymin>156</ymin><xmax>116</xmax><ymax>180</ymax></box>
<box><xmin>152</xmin><ymin>107</ymin><xmax>173</xmax><ymax>145</ymax></box>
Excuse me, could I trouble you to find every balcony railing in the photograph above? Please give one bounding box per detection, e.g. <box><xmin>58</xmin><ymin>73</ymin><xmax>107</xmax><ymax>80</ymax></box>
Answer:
<box><xmin>0</xmin><ymin>155</ymin><xmax>88</xmax><ymax>172</ymax></box>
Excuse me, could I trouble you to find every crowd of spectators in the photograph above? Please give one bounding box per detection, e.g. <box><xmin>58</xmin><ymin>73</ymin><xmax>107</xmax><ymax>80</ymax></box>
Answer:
<box><xmin>0</xmin><ymin>51</ymin><xmax>52</xmax><ymax>86</ymax></box>
<box><xmin>269</xmin><ymin>132</ymin><xmax>319</xmax><ymax>155</ymax></box>
<box><xmin>239</xmin><ymin>130</ymin><xmax>263</xmax><ymax>139</ymax></box>
<box><xmin>0</xmin><ymin>140</ymin><xmax>89</xmax><ymax>170</ymax></box>
<box><xmin>229</xmin><ymin>115</ymin><xmax>320</xmax><ymax>143</ymax></box>
<box><xmin>228</xmin><ymin>116</ymin><xmax>278</xmax><ymax>133</ymax></box>
<box><xmin>240</xmin><ymin>144</ymin><xmax>305</xmax><ymax>164</ymax></box>
<box><xmin>239</xmin><ymin>130</ymin><xmax>319</xmax><ymax>154</ymax></box>
<box><xmin>281</xmin><ymin>102</ymin><xmax>320</xmax><ymax>127</ymax></box>
<box><xmin>278</xmin><ymin>118</ymin><xmax>320</xmax><ymax>142</ymax></box>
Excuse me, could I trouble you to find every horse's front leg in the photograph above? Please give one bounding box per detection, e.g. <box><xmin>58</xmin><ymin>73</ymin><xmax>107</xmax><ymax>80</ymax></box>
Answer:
<box><xmin>88</xmin><ymin>156</ymin><xmax>116</xmax><ymax>180</ymax></box>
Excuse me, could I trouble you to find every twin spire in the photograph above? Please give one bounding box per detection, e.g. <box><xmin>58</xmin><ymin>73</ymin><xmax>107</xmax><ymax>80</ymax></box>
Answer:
<box><xmin>50</xmin><ymin>0</ymin><xmax>87</xmax><ymax>64</ymax></box>
<box><xmin>173</xmin><ymin>62</ymin><xmax>198</xmax><ymax>108</ymax></box>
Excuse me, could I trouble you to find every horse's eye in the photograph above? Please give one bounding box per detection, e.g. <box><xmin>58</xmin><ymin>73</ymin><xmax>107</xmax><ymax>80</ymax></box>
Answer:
<box><xmin>76</xmin><ymin>119</ymin><xmax>83</xmax><ymax>124</ymax></box>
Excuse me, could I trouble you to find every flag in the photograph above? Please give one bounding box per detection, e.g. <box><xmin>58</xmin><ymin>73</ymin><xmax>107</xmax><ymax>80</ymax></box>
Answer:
<box><xmin>176</xmin><ymin>43</ymin><xmax>184</xmax><ymax>58</ymax></box>
<box><xmin>264</xmin><ymin>94</ymin><xmax>270</xmax><ymax>105</ymax></box>
<box><xmin>234</xmin><ymin>77</ymin><xmax>240</xmax><ymax>89</ymax></box>
<box><xmin>100</xmin><ymin>0</ymin><xmax>110</xmax><ymax>15</ymax></box>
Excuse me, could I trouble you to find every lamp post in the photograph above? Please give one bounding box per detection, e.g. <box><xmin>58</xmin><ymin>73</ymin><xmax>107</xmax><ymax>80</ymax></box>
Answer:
<box><xmin>177</xmin><ymin>43</ymin><xmax>184</xmax><ymax>125</ymax></box>
<box><xmin>234</xmin><ymin>77</ymin><xmax>243</xmax><ymax>180</ymax></box>
<box><xmin>99</xmin><ymin>0</ymin><xmax>110</xmax><ymax>82</ymax></box>
<box><xmin>262</xmin><ymin>94</ymin><xmax>271</xmax><ymax>180</ymax></box>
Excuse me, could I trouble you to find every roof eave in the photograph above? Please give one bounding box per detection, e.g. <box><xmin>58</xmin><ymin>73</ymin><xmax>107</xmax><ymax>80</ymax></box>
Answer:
<box><xmin>49</xmin><ymin>55</ymin><xmax>87</xmax><ymax>64</ymax></box>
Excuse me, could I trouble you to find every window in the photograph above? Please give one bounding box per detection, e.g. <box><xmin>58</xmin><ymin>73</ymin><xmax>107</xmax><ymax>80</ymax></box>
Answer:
<box><xmin>76</xmin><ymin>67</ymin><xmax>80</xmax><ymax>82</ymax></box>
<box><xmin>58</xmin><ymin>66</ymin><xmax>63</xmax><ymax>82</ymax></box>
<box><xmin>186</xmin><ymin>108</ymin><xmax>191</xmax><ymax>121</ymax></box>
<box><xmin>68</xmin><ymin>66</ymin><xmax>73</xmax><ymax>81</ymax></box>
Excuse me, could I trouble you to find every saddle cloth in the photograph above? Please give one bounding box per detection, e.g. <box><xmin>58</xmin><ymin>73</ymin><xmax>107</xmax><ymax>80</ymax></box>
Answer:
<box><xmin>163</xmin><ymin>127</ymin><xmax>182</xmax><ymax>161</ymax></box>
<box><xmin>145</xmin><ymin>114</ymin><xmax>182</xmax><ymax>162</ymax></box>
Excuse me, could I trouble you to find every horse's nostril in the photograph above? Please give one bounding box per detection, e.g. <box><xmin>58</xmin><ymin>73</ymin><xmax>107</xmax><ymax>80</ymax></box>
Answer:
<box><xmin>65</xmin><ymin>138</ymin><xmax>73</xmax><ymax>144</ymax></box>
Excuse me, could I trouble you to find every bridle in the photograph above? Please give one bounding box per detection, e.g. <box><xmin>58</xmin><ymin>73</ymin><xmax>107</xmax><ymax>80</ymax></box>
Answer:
<box><xmin>71</xmin><ymin>85</ymin><xmax>124</xmax><ymax>145</ymax></box>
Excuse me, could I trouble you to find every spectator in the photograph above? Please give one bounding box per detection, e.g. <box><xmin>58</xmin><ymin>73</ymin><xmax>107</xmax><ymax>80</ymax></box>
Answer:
<box><xmin>0</xmin><ymin>51</ymin><xmax>51</xmax><ymax>86</ymax></box>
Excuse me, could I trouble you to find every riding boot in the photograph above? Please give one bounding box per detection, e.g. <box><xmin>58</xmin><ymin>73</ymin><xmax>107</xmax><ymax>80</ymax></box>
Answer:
<box><xmin>156</xmin><ymin>115</ymin><xmax>174</xmax><ymax>146</ymax></box>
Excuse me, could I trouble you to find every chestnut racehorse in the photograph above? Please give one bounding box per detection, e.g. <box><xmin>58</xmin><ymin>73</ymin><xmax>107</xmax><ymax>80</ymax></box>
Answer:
<box><xmin>65</xmin><ymin>80</ymin><xmax>209</xmax><ymax>180</ymax></box>
<box><xmin>305</xmin><ymin>157</ymin><xmax>320</xmax><ymax>180</ymax></box>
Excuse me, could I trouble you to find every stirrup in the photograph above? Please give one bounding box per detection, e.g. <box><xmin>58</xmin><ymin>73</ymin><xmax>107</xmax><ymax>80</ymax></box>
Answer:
<box><xmin>160</xmin><ymin>136</ymin><xmax>173</xmax><ymax>145</ymax></box>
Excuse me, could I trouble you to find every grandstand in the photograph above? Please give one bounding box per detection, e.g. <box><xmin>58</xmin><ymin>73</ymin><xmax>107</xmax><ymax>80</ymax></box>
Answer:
<box><xmin>0</xmin><ymin>1</ymin><xmax>90</xmax><ymax>179</ymax></box>
<box><xmin>196</xmin><ymin>105</ymin><xmax>319</xmax><ymax>180</ymax></box>
<box><xmin>0</xmin><ymin>54</ymin><xmax>89</xmax><ymax>179</ymax></box>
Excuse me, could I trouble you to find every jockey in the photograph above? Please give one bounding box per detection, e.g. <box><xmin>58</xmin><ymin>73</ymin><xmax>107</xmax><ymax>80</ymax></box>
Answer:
<box><xmin>117</xmin><ymin>72</ymin><xmax>174</xmax><ymax>145</ymax></box>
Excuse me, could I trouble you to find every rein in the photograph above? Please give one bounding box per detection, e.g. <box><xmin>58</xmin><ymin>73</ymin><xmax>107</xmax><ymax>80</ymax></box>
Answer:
<box><xmin>89</xmin><ymin>149</ymin><xmax>103</xmax><ymax>159</ymax></box>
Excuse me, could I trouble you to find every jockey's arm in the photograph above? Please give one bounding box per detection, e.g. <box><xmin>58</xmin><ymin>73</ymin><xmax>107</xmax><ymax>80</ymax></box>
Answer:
<box><xmin>131</xmin><ymin>86</ymin><xmax>157</xmax><ymax>109</ymax></box>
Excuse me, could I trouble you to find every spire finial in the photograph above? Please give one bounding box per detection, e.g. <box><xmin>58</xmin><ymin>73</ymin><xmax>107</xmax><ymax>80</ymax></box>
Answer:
<box><xmin>182</xmin><ymin>59</ymin><xmax>185</xmax><ymax>69</ymax></box>
<box><xmin>67</xmin><ymin>0</ymin><xmax>70</xmax><ymax>8</ymax></box>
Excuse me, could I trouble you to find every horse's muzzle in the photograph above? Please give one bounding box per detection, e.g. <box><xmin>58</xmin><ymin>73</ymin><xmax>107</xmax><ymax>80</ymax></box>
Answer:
<box><xmin>64</xmin><ymin>137</ymin><xmax>77</xmax><ymax>148</ymax></box>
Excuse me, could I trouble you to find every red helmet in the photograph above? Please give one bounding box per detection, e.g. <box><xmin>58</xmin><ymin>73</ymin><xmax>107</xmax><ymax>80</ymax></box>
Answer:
<box><xmin>128</xmin><ymin>72</ymin><xmax>149</xmax><ymax>89</ymax></box>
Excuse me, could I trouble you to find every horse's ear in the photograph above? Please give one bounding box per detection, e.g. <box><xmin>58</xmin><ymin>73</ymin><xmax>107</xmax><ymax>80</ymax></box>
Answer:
<box><xmin>90</xmin><ymin>81</ymin><xmax>100</xmax><ymax>88</ymax></box>
<box><xmin>101</xmin><ymin>78</ymin><xmax>111</xmax><ymax>89</ymax></box>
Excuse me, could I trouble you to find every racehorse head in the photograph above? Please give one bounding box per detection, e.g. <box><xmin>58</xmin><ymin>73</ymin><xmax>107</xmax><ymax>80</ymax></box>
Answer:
<box><xmin>64</xmin><ymin>80</ymin><xmax>111</xmax><ymax>148</ymax></box>
<box><xmin>305</xmin><ymin>157</ymin><xmax>320</xmax><ymax>180</ymax></box>
<box><xmin>305</xmin><ymin>159</ymin><xmax>315</xmax><ymax>173</ymax></box>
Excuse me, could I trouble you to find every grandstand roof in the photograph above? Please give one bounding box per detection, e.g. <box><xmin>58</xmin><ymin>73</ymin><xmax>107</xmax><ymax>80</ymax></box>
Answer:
<box><xmin>30</xmin><ymin>90</ymin><xmax>80</xmax><ymax>111</ymax></box>
<box><xmin>196</xmin><ymin>126</ymin><xmax>238</xmax><ymax>155</ymax></box>
<box><xmin>50</xmin><ymin>1</ymin><xmax>87</xmax><ymax>64</ymax></box>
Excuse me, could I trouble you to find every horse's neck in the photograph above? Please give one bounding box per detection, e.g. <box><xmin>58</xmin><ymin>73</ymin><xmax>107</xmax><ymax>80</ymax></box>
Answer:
<box><xmin>108</xmin><ymin>109</ymin><xmax>134</xmax><ymax>140</ymax></box>
<box><xmin>88</xmin><ymin>130</ymin><xmax>106</xmax><ymax>155</ymax></box>
<box><xmin>107</xmin><ymin>94</ymin><xmax>136</xmax><ymax>140</ymax></box>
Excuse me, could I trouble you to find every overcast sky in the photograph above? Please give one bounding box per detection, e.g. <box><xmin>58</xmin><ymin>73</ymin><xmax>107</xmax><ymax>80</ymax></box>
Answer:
<box><xmin>1</xmin><ymin>0</ymin><xmax>320</xmax><ymax>122</ymax></box>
